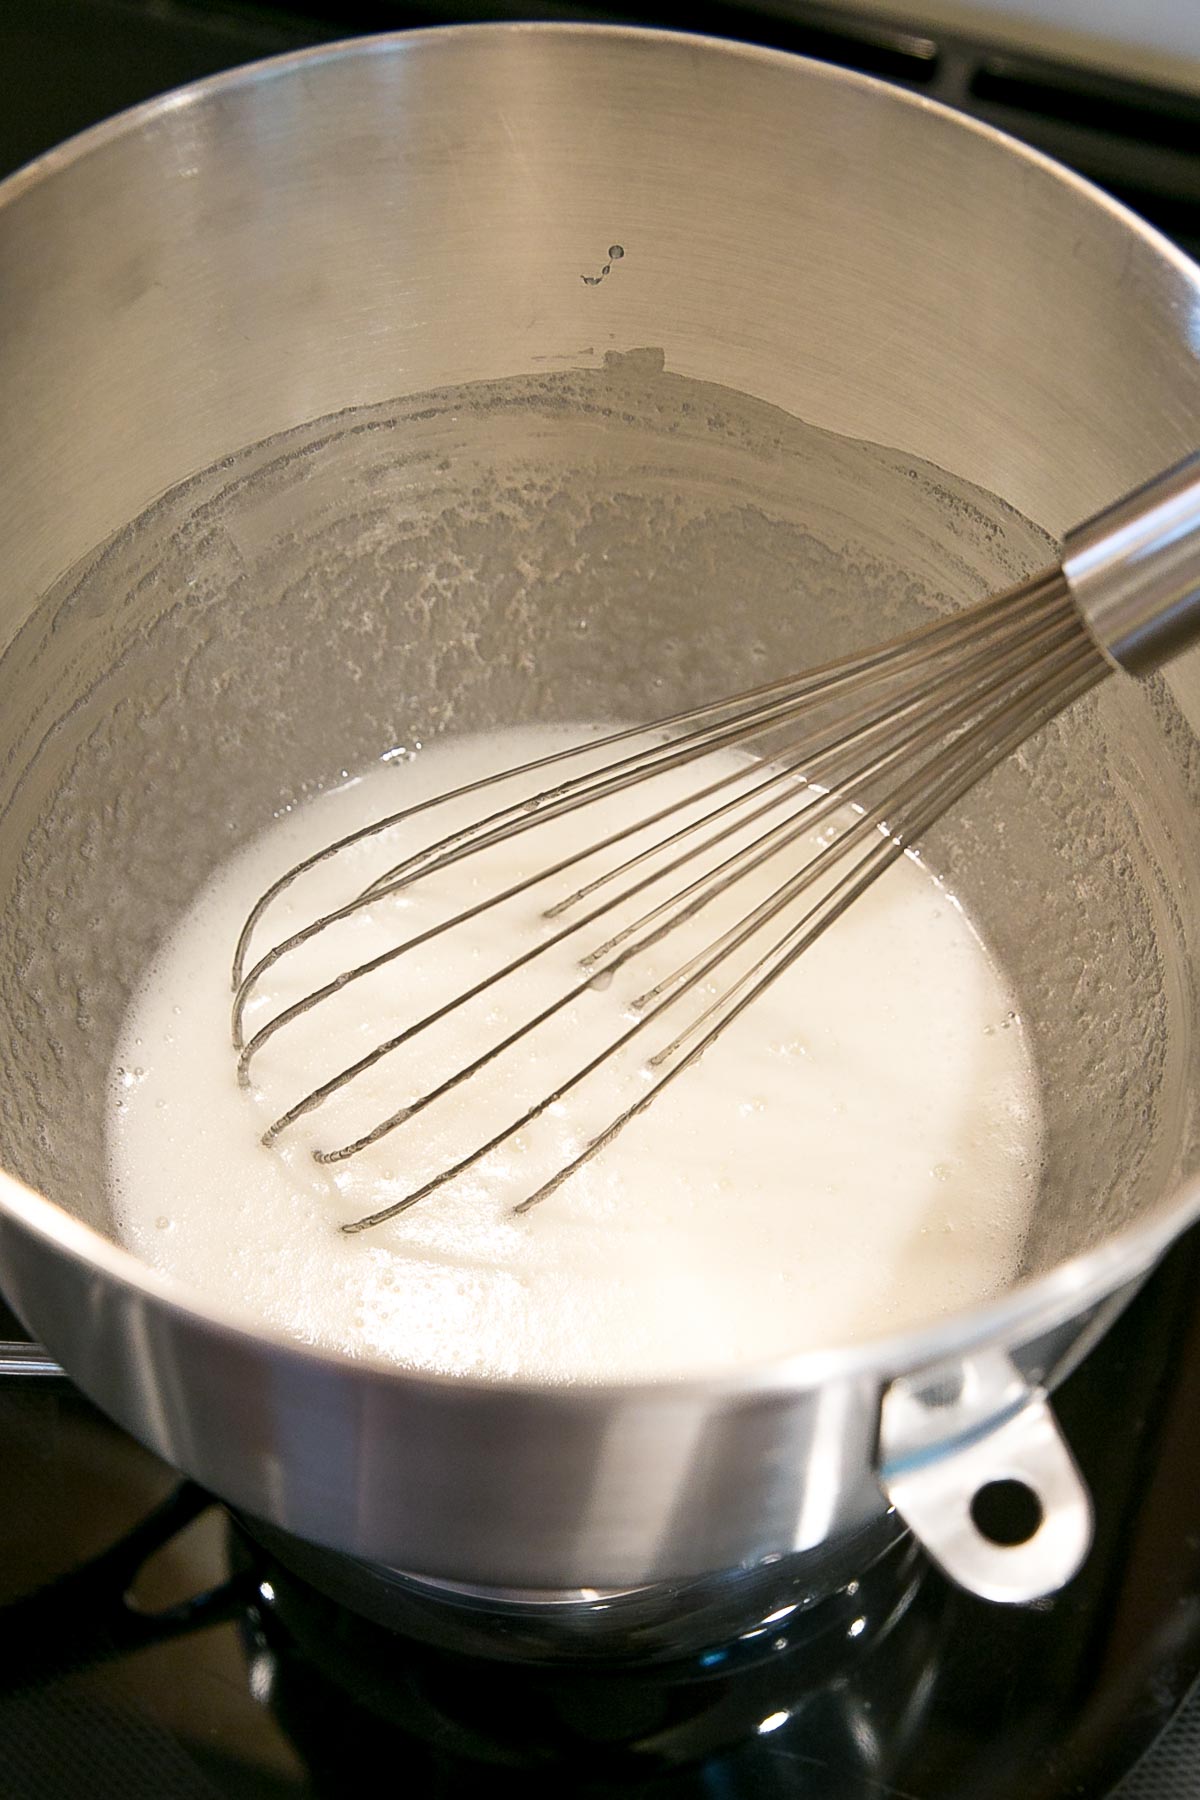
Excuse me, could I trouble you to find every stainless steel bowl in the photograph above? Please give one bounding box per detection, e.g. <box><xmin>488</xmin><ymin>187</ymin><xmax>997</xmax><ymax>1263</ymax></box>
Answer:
<box><xmin>1</xmin><ymin>25</ymin><xmax>1199</xmax><ymax>1614</ymax></box>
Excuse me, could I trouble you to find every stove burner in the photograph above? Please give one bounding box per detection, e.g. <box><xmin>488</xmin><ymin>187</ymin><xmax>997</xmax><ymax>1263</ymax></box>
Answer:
<box><xmin>233</xmin><ymin>1522</ymin><xmax>942</xmax><ymax>1779</ymax></box>
<box><xmin>236</xmin><ymin>1510</ymin><xmax>915</xmax><ymax>1666</ymax></box>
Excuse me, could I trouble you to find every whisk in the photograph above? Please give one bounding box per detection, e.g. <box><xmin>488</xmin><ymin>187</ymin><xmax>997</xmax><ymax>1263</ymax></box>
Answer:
<box><xmin>231</xmin><ymin>452</ymin><xmax>1200</xmax><ymax>1231</ymax></box>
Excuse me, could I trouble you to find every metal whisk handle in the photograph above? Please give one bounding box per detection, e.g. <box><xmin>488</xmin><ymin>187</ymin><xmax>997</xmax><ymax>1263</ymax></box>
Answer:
<box><xmin>1062</xmin><ymin>449</ymin><xmax>1200</xmax><ymax>674</ymax></box>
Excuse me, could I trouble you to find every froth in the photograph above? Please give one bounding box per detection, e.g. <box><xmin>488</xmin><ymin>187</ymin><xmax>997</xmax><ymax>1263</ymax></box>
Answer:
<box><xmin>106</xmin><ymin>723</ymin><xmax>1042</xmax><ymax>1382</ymax></box>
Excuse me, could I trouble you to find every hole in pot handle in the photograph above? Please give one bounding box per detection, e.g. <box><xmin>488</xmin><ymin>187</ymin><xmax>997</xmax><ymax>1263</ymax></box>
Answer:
<box><xmin>879</xmin><ymin>1348</ymin><xmax>1093</xmax><ymax>1604</ymax></box>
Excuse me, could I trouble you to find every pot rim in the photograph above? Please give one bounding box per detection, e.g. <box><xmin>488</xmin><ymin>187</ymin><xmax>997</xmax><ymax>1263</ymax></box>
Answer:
<box><xmin>2</xmin><ymin>21</ymin><xmax>1199</xmax><ymax>1401</ymax></box>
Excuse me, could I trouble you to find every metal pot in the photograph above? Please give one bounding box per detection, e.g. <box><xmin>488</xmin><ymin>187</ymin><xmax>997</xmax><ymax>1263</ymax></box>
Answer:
<box><xmin>1</xmin><ymin>25</ymin><xmax>1199</xmax><ymax>1615</ymax></box>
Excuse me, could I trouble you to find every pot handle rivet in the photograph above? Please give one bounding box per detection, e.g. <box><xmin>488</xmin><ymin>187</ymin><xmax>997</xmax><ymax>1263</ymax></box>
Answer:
<box><xmin>879</xmin><ymin>1349</ymin><xmax>1093</xmax><ymax>1604</ymax></box>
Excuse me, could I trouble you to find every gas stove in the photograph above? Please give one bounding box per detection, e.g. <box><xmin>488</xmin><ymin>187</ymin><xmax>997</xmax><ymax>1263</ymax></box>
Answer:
<box><xmin>3</xmin><ymin>4</ymin><xmax>1200</xmax><ymax>1796</ymax></box>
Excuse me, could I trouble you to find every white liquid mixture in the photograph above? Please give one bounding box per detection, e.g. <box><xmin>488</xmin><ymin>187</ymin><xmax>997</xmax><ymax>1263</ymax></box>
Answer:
<box><xmin>107</xmin><ymin>723</ymin><xmax>1042</xmax><ymax>1382</ymax></box>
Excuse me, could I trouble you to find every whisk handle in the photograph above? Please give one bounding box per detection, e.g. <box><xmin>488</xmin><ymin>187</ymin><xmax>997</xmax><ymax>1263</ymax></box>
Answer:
<box><xmin>1061</xmin><ymin>449</ymin><xmax>1200</xmax><ymax>674</ymax></box>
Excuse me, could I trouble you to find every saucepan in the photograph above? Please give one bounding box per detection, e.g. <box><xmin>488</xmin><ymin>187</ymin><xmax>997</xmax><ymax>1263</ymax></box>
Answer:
<box><xmin>1</xmin><ymin>26</ymin><xmax>1199</xmax><ymax>1638</ymax></box>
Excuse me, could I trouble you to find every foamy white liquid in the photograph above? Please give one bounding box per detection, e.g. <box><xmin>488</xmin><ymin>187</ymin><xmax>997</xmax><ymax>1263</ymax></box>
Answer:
<box><xmin>107</xmin><ymin>723</ymin><xmax>1042</xmax><ymax>1382</ymax></box>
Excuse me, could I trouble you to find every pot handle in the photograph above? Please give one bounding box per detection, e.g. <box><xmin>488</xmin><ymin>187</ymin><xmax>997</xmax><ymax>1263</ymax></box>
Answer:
<box><xmin>879</xmin><ymin>1348</ymin><xmax>1092</xmax><ymax>1604</ymax></box>
<box><xmin>0</xmin><ymin>1338</ymin><xmax>66</xmax><ymax>1377</ymax></box>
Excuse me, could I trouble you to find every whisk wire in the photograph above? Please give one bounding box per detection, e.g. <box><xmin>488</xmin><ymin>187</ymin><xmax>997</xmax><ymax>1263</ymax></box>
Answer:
<box><xmin>232</xmin><ymin>568</ymin><xmax>1112</xmax><ymax>1230</ymax></box>
<box><xmin>252</xmin><ymin>576</ymin><xmax>1080</xmax><ymax>1136</ymax></box>
<box><xmin>236</xmin><ymin>573</ymin><xmax>1074</xmax><ymax>1072</ymax></box>
<box><xmin>232</xmin><ymin>573</ymin><xmax>1063</xmax><ymax>1017</ymax></box>
<box><xmin>514</xmin><ymin>638</ymin><xmax>1106</xmax><ymax>1219</ymax></box>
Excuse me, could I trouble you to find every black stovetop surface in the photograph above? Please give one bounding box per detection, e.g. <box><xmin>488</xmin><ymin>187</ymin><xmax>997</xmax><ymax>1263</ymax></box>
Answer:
<box><xmin>3</xmin><ymin>4</ymin><xmax>1200</xmax><ymax>1795</ymax></box>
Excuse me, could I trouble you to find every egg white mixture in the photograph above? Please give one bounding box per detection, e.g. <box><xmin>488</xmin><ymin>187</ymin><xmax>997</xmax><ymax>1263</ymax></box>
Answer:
<box><xmin>107</xmin><ymin>723</ymin><xmax>1041</xmax><ymax>1381</ymax></box>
